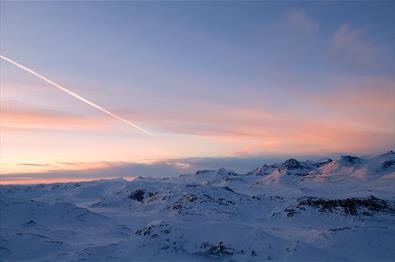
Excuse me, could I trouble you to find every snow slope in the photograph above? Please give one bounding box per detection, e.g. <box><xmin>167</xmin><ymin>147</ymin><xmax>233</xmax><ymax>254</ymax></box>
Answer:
<box><xmin>1</xmin><ymin>152</ymin><xmax>394</xmax><ymax>261</ymax></box>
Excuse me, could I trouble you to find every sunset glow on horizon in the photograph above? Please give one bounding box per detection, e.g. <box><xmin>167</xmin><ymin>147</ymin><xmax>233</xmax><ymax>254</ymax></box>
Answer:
<box><xmin>1</xmin><ymin>1</ymin><xmax>394</xmax><ymax>184</ymax></box>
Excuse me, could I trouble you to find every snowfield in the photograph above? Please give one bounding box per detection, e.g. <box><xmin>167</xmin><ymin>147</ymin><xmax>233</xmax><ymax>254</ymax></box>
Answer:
<box><xmin>1</xmin><ymin>152</ymin><xmax>395</xmax><ymax>261</ymax></box>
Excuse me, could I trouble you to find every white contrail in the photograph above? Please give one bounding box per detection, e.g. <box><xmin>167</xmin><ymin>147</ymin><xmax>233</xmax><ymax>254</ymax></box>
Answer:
<box><xmin>0</xmin><ymin>54</ymin><xmax>153</xmax><ymax>135</ymax></box>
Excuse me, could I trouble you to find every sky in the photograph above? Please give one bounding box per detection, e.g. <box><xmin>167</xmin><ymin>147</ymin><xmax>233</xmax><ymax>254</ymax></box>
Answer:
<box><xmin>0</xmin><ymin>1</ymin><xmax>394</xmax><ymax>184</ymax></box>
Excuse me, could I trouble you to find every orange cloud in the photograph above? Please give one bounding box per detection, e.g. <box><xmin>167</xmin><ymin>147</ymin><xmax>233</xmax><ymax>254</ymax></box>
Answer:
<box><xmin>1</xmin><ymin>76</ymin><xmax>393</xmax><ymax>174</ymax></box>
<box><xmin>117</xmin><ymin>77</ymin><xmax>394</xmax><ymax>155</ymax></box>
<box><xmin>0</xmin><ymin>176</ymin><xmax>135</xmax><ymax>185</ymax></box>
<box><xmin>0</xmin><ymin>107</ymin><xmax>110</xmax><ymax>130</ymax></box>
<box><xmin>309</xmin><ymin>77</ymin><xmax>394</xmax><ymax>112</ymax></box>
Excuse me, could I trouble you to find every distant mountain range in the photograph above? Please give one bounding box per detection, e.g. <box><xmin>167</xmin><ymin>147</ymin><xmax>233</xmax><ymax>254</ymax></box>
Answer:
<box><xmin>1</xmin><ymin>151</ymin><xmax>394</xmax><ymax>261</ymax></box>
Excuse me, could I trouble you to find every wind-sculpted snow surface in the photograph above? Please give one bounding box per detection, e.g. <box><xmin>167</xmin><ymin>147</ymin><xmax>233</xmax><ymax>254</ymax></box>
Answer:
<box><xmin>1</xmin><ymin>152</ymin><xmax>395</xmax><ymax>261</ymax></box>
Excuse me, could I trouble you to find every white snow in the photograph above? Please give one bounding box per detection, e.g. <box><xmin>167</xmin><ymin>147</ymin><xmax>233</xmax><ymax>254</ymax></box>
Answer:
<box><xmin>1</xmin><ymin>152</ymin><xmax>394</xmax><ymax>261</ymax></box>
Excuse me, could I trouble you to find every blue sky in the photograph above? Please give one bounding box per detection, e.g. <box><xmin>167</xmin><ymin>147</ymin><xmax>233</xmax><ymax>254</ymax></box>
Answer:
<box><xmin>0</xmin><ymin>1</ymin><xmax>394</xmax><ymax>182</ymax></box>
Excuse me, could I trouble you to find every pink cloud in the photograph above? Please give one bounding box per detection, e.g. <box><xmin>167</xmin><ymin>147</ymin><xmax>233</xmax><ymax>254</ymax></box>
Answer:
<box><xmin>119</xmin><ymin>80</ymin><xmax>393</xmax><ymax>155</ymax></box>
<box><xmin>333</xmin><ymin>23</ymin><xmax>380</xmax><ymax>65</ymax></box>
<box><xmin>2</xmin><ymin>76</ymin><xmax>392</xmax><ymax>158</ymax></box>
<box><xmin>0</xmin><ymin>107</ymin><xmax>110</xmax><ymax>130</ymax></box>
<box><xmin>0</xmin><ymin>176</ymin><xmax>135</xmax><ymax>185</ymax></box>
<box><xmin>288</xmin><ymin>9</ymin><xmax>319</xmax><ymax>32</ymax></box>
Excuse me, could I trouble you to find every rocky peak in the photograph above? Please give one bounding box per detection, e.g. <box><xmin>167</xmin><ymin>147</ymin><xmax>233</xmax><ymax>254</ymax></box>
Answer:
<box><xmin>248</xmin><ymin>164</ymin><xmax>277</xmax><ymax>176</ymax></box>
<box><xmin>249</xmin><ymin>166</ymin><xmax>267</xmax><ymax>176</ymax></box>
<box><xmin>380</xmin><ymin>150</ymin><xmax>395</xmax><ymax>156</ymax></box>
<box><xmin>315</xmin><ymin>158</ymin><xmax>333</xmax><ymax>167</ymax></box>
<box><xmin>340</xmin><ymin>155</ymin><xmax>361</xmax><ymax>164</ymax></box>
<box><xmin>195</xmin><ymin>170</ymin><xmax>213</xmax><ymax>175</ymax></box>
<box><xmin>281</xmin><ymin>159</ymin><xmax>303</xmax><ymax>170</ymax></box>
<box><xmin>217</xmin><ymin>168</ymin><xmax>237</xmax><ymax>176</ymax></box>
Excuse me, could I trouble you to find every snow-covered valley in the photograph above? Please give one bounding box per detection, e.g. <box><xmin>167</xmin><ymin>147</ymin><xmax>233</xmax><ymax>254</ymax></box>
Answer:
<box><xmin>1</xmin><ymin>152</ymin><xmax>395</xmax><ymax>261</ymax></box>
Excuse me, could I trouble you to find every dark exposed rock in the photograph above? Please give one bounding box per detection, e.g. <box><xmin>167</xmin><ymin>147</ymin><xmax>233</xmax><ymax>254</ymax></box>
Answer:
<box><xmin>328</xmin><ymin>227</ymin><xmax>351</xmax><ymax>232</ymax></box>
<box><xmin>168</xmin><ymin>193</ymin><xmax>198</xmax><ymax>213</ymax></box>
<box><xmin>146</xmin><ymin>192</ymin><xmax>159</xmax><ymax>203</ymax></box>
<box><xmin>195</xmin><ymin>168</ymin><xmax>238</xmax><ymax>176</ymax></box>
<box><xmin>170</xmin><ymin>204</ymin><xmax>183</xmax><ymax>212</ymax></box>
<box><xmin>201</xmin><ymin>241</ymin><xmax>234</xmax><ymax>257</ymax></box>
<box><xmin>185</xmin><ymin>167</ymin><xmax>239</xmax><ymax>178</ymax></box>
<box><xmin>222</xmin><ymin>186</ymin><xmax>235</xmax><ymax>192</ymax></box>
<box><xmin>185</xmin><ymin>184</ymin><xmax>198</xmax><ymax>188</ymax></box>
<box><xmin>217</xmin><ymin>168</ymin><xmax>237</xmax><ymax>176</ymax></box>
<box><xmin>195</xmin><ymin>170</ymin><xmax>212</xmax><ymax>175</ymax></box>
<box><xmin>281</xmin><ymin>159</ymin><xmax>303</xmax><ymax>170</ymax></box>
<box><xmin>248</xmin><ymin>166</ymin><xmax>266</xmax><ymax>176</ymax></box>
<box><xmin>270</xmin><ymin>196</ymin><xmax>284</xmax><ymax>200</ymax></box>
<box><xmin>168</xmin><ymin>192</ymin><xmax>236</xmax><ymax>215</ymax></box>
<box><xmin>247</xmin><ymin>164</ymin><xmax>278</xmax><ymax>176</ymax></box>
<box><xmin>181</xmin><ymin>193</ymin><xmax>198</xmax><ymax>203</ymax></box>
<box><xmin>340</xmin><ymin>155</ymin><xmax>361</xmax><ymax>164</ymax></box>
<box><xmin>129</xmin><ymin>189</ymin><xmax>145</xmax><ymax>202</ymax></box>
<box><xmin>26</xmin><ymin>220</ymin><xmax>37</xmax><ymax>225</ymax></box>
<box><xmin>380</xmin><ymin>150</ymin><xmax>395</xmax><ymax>156</ymax></box>
<box><xmin>278</xmin><ymin>159</ymin><xmax>312</xmax><ymax>176</ymax></box>
<box><xmin>289</xmin><ymin>172</ymin><xmax>309</xmax><ymax>177</ymax></box>
<box><xmin>382</xmin><ymin>160</ymin><xmax>395</xmax><ymax>169</ymax></box>
<box><xmin>225</xmin><ymin>177</ymin><xmax>241</xmax><ymax>182</ymax></box>
<box><xmin>316</xmin><ymin>159</ymin><xmax>333</xmax><ymax>167</ymax></box>
<box><xmin>286</xmin><ymin>195</ymin><xmax>393</xmax><ymax>216</ymax></box>
<box><xmin>284</xmin><ymin>207</ymin><xmax>297</xmax><ymax>217</ymax></box>
<box><xmin>135</xmin><ymin>222</ymin><xmax>171</xmax><ymax>237</ymax></box>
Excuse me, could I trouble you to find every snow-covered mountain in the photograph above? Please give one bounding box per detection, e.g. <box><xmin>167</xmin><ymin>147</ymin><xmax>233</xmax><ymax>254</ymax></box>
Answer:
<box><xmin>1</xmin><ymin>152</ymin><xmax>394</xmax><ymax>261</ymax></box>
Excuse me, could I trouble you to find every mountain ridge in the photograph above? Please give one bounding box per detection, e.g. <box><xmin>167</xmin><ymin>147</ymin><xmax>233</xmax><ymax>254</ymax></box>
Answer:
<box><xmin>0</xmin><ymin>151</ymin><xmax>394</xmax><ymax>261</ymax></box>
